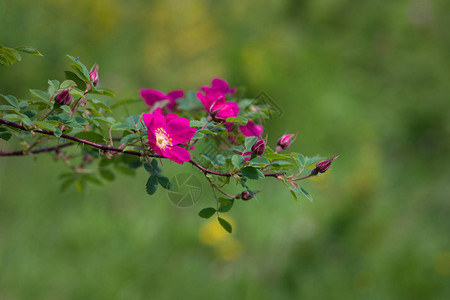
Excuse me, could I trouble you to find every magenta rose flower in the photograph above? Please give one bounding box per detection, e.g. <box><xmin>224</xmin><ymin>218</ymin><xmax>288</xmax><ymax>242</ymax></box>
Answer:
<box><xmin>142</xmin><ymin>108</ymin><xmax>196</xmax><ymax>164</ymax></box>
<box><xmin>201</xmin><ymin>78</ymin><xmax>236</xmax><ymax>95</ymax></box>
<box><xmin>239</xmin><ymin>121</ymin><xmax>263</xmax><ymax>137</ymax></box>
<box><xmin>197</xmin><ymin>91</ymin><xmax>239</xmax><ymax>122</ymax></box>
<box><xmin>209</xmin><ymin>95</ymin><xmax>239</xmax><ymax>122</ymax></box>
<box><xmin>140</xmin><ymin>89</ymin><xmax>184</xmax><ymax>111</ymax></box>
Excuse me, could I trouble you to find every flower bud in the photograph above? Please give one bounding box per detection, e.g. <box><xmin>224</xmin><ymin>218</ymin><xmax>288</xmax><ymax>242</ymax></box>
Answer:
<box><xmin>240</xmin><ymin>190</ymin><xmax>253</xmax><ymax>201</ymax></box>
<box><xmin>89</xmin><ymin>64</ymin><xmax>99</xmax><ymax>86</ymax></box>
<box><xmin>276</xmin><ymin>134</ymin><xmax>296</xmax><ymax>151</ymax></box>
<box><xmin>251</xmin><ymin>139</ymin><xmax>266</xmax><ymax>156</ymax></box>
<box><xmin>312</xmin><ymin>155</ymin><xmax>339</xmax><ymax>174</ymax></box>
<box><xmin>54</xmin><ymin>89</ymin><xmax>73</xmax><ymax>106</ymax></box>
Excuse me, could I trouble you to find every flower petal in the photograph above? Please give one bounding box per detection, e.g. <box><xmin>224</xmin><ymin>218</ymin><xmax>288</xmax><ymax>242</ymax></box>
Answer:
<box><xmin>167</xmin><ymin>90</ymin><xmax>184</xmax><ymax>100</ymax></box>
<box><xmin>239</xmin><ymin>121</ymin><xmax>263</xmax><ymax>137</ymax></box>
<box><xmin>166</xmin><ymin>146</ymin><xmax>191</xmax><ymax>164</ymax></box>
<box><xmin>167</xmin><ymin>116</ymin><xmax>196</xmax><ymax>144</ymax></box>
<box><xmin>142</xmin><ymin>113</ymin><xmax>154</xmax><ymax>130</ymax></box>
<box><xmin>151</xmin><ymin>107</ymin><xmax>167</xmax><ymax>129</ymax></box>
<box><xmin>211</xmin><ymin>78</ymin><xmax>230</xmax><ymax>92</ymax></box>
<box><xmin>140</xmin><ymin>89</ymin><xmax>167</xmax><ymax>107</ymax></box>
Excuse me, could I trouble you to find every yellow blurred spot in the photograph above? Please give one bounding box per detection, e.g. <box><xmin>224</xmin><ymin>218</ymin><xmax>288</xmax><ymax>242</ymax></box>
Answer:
<box><xmin>214</xmin><ymin>237</ymin><xmax>243</xmax><ymax>261</ymax></box>
<box><xmin>198</xmin><ymin>216</ymin><xmax>243</xmax><ymax>260</ymax></box>
<box><xmin>435</xmin><ymin>251</ymin><xmax>450</xmax><ymax>276</ymax></box>
<box><xmin>199</xmin><ymin>216</ymin><xmax>235</xmax><ymax>246</ymax></box>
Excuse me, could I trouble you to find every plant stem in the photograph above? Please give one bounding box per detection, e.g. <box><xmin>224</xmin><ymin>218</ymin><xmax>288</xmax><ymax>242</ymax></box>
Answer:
<box><xmin>0</xmin><ymin>118</ymin><xmax>286</xmax><ymax>178</ymax></box>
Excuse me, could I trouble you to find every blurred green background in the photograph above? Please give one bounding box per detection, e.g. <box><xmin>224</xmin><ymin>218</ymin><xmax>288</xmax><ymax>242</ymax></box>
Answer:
<box><xmin>1</xmin><ymin>0</ymin><xmax>450</xmax><ymax>299</ymax></box>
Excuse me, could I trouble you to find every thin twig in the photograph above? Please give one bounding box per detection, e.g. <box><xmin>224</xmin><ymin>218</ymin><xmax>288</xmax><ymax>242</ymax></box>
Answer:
<box><xmin>0</xmin><ymin>118</ymin><xmax>286</xmax><ymax>178</ymax></box>
<box><xmin>0</xmin><ymin>142</ymin><xmax>73</xmax><ymax>156</ymax></box>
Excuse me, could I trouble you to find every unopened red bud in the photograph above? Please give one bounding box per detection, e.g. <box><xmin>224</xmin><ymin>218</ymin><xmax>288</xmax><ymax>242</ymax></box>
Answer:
<box><xmin>89</xmin><ymin>64</ymin><xmax>99</xmax><ymax>86</ymax></box>
<box><xmin>313</xmin><ymin>155</ymin><xmax>339</xmax><ymax>174</ymax></box>
<box><xmin>241</xmin><ymin>190</ymin><xmax>253</xmax><ymax>201</ymax></box>
<box><xmin>54</xmin><ymin>89</ymin><xmax>73</xmax><ymax>105</ymax></box>
<box><xmin>252</xmin><ymin>139</ymin><xmax>266</xmax><ymax>156</ymax></box>
<box><xmin>277</xmin><ymin>134</ymin><xmax>296</xmax><ymax>151</ymax></box>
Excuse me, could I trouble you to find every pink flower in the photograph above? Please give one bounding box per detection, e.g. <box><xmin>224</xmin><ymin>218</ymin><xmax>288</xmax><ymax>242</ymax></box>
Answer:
<box><xmin>239</xmin><ymin>121</ymin><xmax>264</xmax><ymax>137</ymax></box>
<box><xmin>201</xmin><ymin>78</ymin><xmax>236</xmax><ymax>95</ymax></box>
<box><xmin>140</xmin><ymin>89</ymin><xmax>184</xmax><ymax>110</ymax></box>
<box><xmin>142</xmin><ymin>108</ymin><xmax>196</xmax><ymax>164</ymax></box>
<box><xmin>276</xmin><ymin>133</ymin><xmax>296</xmax><ymax>151</ymax></box>
<box><xmin>89</xmin><ymin>64</ymin><xmax>99</xmax><ymax>86</ymax></box>
<box><xmin>209</xmin><ymin>96</ymin><xmax>239</xmax><ymax>122</ymax></box>
<box><xmin>197</xmin><ymin>91</ymin><xmax>239</xmax><ymax>122</ymax></box>
<box><xmin>197</xmin><ymin>78</ymin><xmax>239</xmax><ymax>122</ymax></box>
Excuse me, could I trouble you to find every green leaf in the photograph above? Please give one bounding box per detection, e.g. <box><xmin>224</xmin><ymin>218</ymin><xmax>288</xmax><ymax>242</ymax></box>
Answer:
<box><xmin>0</xmin><ymin>128</ymin><xmax>12</xmax><ymax>141</ymax></box>
<box><xmin>241</xmin><ymin>166</ymin><xmax>265</xmax><ymax>179</ymax></box>
<box><xmin>120</xmin><ymin>133</ymin><xmax>139</xmax><ymax>145</ymax></box>
<box><xmin>244</xmin><ymin>136</ymin><xmax>258</xmax><ymax>150</ymax></box>
<box><xmin>146</xmin><ymin>175</ymin><xmax>159</xmax><ymax>195</ymax></box>
<box><xmin>290</xmin><ymin>189</ymin><xmax>298</xmax><ymax>201</ymax></box>
<box><xmin>91</xmin><ymin>88</ymin><xmax>116</xmax><ymax>97</ymax></box>
<box><xmin>291</xmin><ymin>152</ymin><xmax>305</xmax><ymax>171</ymax></box>
<box><xmin>3</xmin><ymin>113</ymin><xmax>32</xmax><ymax>126</ymax></box>
<box><xmin>33</xmin><ymin>121</ymin><xmax>57</xmax><ymax>131</ymax></box>
<box><xmin>125</xmin><ymin>115</ymin><xmax>141</xmax><ymax>126</ymax></box>
<box><xmin>60</xmin><ymin>80</ymin><xmax>75</xmax><ymax>89</ymax></box>
<box><xmin>99</xmin><ymin>169</ymin><xmax>115</xmax><ymax>181</ymax></box>
<box><xmin>218</xmin><ymin>198</ymin><xmax>234</xmax><ymax>213</ymax></box>
<box><xmin>299</xmin><ymin>187</ymin><xmax>313</xmax><ymax>202</ymax></box>
<box><xmin>0</xmin><ymin>47</ymin><xmax>20</xmax><ymax>66</ymax></box>
<box><xmin>304</xmin><ymin>155</ymin><xmax>325</xmax><ymax>167</ymax></box>
<box><xmin>151</xmin><ymin>159</ymin><xmax>158</xmax><ymax>170</ymax></box>
<box><xmin>54</xmin><ymin>128</ymin><xmax>62</xmax><ymax>138</ymax></box>
<box><xmin>218</xmin><ymin>217</ymin><xmax>232</xmax><ymax>233</ymax></box>
<box><xmin>111</xmin><ymin>123</ymin><xmax>135</xmax><ymax>131</ymax></box>
<box><xmin>198</xmin><ymin>207</ymin><xmax>216</xmax><ymax>219</ymax></box>
<box><xmin>248</xmin><ymin>156</ymin><xmax>270</xmax><ymax>165</ymax></box>
<box><xmin>1</xmin><ymin>94</ymin><xmax>19</xmax><ymax>108</ymax></box>
<box><xmin>190</xmin><ymin>120</ymin><xmax>205</xmax><ymax>127</ymax></box>
<box><xmin>86</xmin><ymin>99</ymin><xmax>112</xmax><ymax>113</ymax></box>
<box><xmin>143</xmin><ymin>162</ymin><xmax>154</xmax><ymax>173</ymax></box>
<box><xmin>225</xmin><ymin>116</ymin><xmax>248</xmax><ymax>124</ymax></box>
<box><xmin>73</xmin><ymin>117</ymin><xmax>89</xmax><ymax>125</ymax></box>
<box><xmin>157</xmin><ymin>176</ymin><xmax>172</xmax><ymax>189</ymax></box>
<box><xmin>60</xmin><ymin>105</ymin><xmax>72</xmax><ymax>114</ymax></box>
<box><xmin>215</xmin><ymin>154</ymin><xmax>226</xmax><ymax>166</ymax></box>
<box><xmin>230</xmin><ymin>145</ymin><xmax>245</xmax><ymax>153</ymax></box>
<box><xmin>18</xmin><ymin>101</ymin><xmax>30</xmax><ymax>110</ymax></box>
<box><xmin>64</xmin><ymin>71</ymin><xmax>87</xmax><ymax>90</ymax></box>
<box><xmin>29</xmin><ymin>89</ymin><xmax>49</xmax><ymax>102</ymax></box>
<box><xmin>48</xmin><ymin>79</ymin><xmax>59</xmax><ymax>92</ymax></box>
<box><xmin>14</xmin><ymin>46</ymin><xmax>43</xmax><ymax>56</ymax></box>
<box><xmin>231</xmin><ymin>155</ymin><xmax>245</xmax><ymax>169</ymax></box>
<box><xmin>263</xmin><ymin>153</ymin><xmax>291</xmax><ymax>160</ymax></box>
<box><xmin>198</xmin><ymin>129</ymin><xmax>217</xmax><ymax>135</ymax></box>
<box><xmin>0</xmin><ymin>105</ymin><xmax>17</xmax><ymax>111</ymax></box>
<box><xmin>0</xmin><ymin>94</ymin><xmax>19</xmax><ymax>108</ymax></box>
<box><xmin>74</xmin><ymin>132</ymin><xmax>105</xmax><ymax>144</ymax></box>
<box><xmin>67</xmin><ymin>55</ymin><xmax>90</xmax><ymax>80</ymax></box>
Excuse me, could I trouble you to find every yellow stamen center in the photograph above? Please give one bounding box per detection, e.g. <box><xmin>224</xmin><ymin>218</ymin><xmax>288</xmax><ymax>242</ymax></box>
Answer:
<box><xmin>154</xmin><ymin>127</ymin><xmax>172</xmax><ymax>150</ymax></box>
